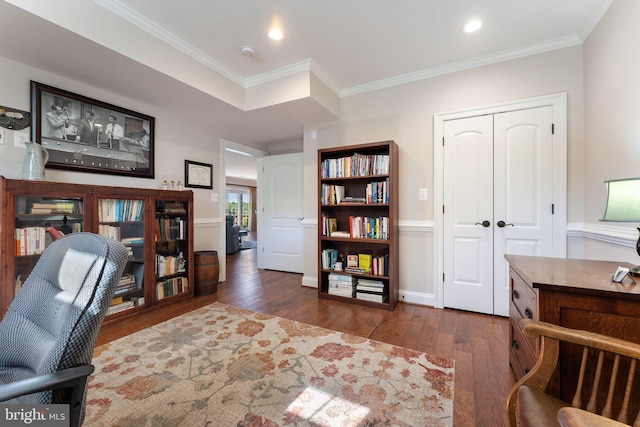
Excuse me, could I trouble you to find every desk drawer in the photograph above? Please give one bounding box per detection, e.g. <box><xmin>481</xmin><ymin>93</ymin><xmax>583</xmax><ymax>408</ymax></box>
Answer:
<box><xmin>510</xmin><ymin>270</ymin><xmax>538</xmax><ymax>321</ymax></box>
<box><xmin>509</xmin><ymin>314</ymin><xmax>537</xmax><ymax>380</ymax></box>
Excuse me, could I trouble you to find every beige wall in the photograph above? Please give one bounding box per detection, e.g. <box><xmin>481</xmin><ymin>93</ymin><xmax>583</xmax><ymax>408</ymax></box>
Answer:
<box><xmin>303</xmin><ymin>46</ymin><xmax>585</xmax><ymax>304</ymax></box>
<box><xmin>573</xmin><ymin>0</ymin><xmax>640</xmax><ymax>264</ymax></box>
<box><xmin>0</xmin><ymin>56</ymin><xmax>224</xmax><ymax>257</ymax></box>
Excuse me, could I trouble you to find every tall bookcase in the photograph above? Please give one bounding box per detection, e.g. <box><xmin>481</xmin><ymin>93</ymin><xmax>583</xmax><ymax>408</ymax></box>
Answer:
<box><xmin>0</xmin><ymin>177</ymin><xmax>194</xmax><ymax>321</ymax></box>
<box><xmin>318</xmin><ymin>140</ymin><xmax>399</xmax><ymax>310</ymax></box>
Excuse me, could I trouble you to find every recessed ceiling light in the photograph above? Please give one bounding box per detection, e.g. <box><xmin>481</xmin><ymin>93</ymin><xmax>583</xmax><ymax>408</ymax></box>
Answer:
<box><xmin>464</xmin><ymin>20</ymin><xmax>482</xmax><ymax>33</ymax></box>
<box><xmin>268</xmin><ymin>28</ymin><xmax>284</xmax><ymax>40</ymax></box>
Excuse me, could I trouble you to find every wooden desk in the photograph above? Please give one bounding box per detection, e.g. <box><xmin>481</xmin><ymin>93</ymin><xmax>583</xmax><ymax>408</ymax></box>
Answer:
<box><xmin>505</xmin><ymin>255</ymin><xmax>640</xmax><ymax>402</ymax></box>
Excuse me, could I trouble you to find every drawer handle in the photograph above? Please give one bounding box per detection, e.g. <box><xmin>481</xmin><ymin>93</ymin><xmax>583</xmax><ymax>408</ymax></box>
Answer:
<box><xmin>512</xmin><ymin>339</ymin><xmax>519</xmax><ymax>350</ymax></box>
<box><xmin>513</xmin><ymin>289</ymin><xmax>520</xmax><ymax>299</ymax></box>
<box><xmin>525</xmin><ymin>307</ymin><xmax>533</xmax><ymax>319</ymax></box>
<box><xmin>524</xmin><ymin>367</ymin><xmax>530</xmax><ymax>374</ymax></box>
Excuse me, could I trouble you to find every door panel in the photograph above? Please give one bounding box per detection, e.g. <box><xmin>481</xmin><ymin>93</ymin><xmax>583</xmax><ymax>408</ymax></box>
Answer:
<box><xmin>258</xmin><ymin>153</ymin><xmax>304</xmax><ymax>273</ymax></box>
<box><xmin>443</xmin><ymin>115</ymin><xmax>494</xmax><ymax>314</ymax></box>
<box><xmin>494</xmin><ymin>107</ymin><xmax>554</xmax><ymax>316</ymax></box>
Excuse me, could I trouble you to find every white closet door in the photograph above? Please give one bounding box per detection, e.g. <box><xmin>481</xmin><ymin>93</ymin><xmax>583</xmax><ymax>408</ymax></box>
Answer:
<box><xmin>493</xmin><ymin>106</ymin><xmax>554</xmax><ymax>316</ymax></box>
<box><xmin>443</xmin><ymin>115</ymin><xmax>495</xmax><ymax>314</ymax></box>
<box><xmin>443</xmin><ymin>106</ymin><xmax>554</xmax><ymax>316</ymax></box>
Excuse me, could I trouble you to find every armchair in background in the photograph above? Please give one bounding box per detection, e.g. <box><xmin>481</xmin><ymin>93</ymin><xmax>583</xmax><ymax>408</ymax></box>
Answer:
<box><xmin>226</xmin><ymin>214</ymin><xmax>240</xmax><ymax>254</ymax></box>
<box><xmin>0</xmin><ymin>232</ymin><xmax>128</xmax><ymax>427</ymax></box>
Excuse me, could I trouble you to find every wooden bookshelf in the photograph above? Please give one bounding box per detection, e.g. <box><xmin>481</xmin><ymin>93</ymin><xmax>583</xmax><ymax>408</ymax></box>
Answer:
<box><xmin>317</xmin><ymin>141</ymin><xmax>399</xmax><ymax>310</ymax></box>
<box><xmin>0</xmin><ymin>177</ymin><xmax>194</xmax><ymax>322</ymax></box>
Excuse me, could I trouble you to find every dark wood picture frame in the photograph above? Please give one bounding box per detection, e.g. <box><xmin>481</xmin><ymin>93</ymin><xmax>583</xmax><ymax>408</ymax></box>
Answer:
<box><xmin>30</xmin><ymin>81</ymin><xmax>155</xmax><ymax>178</ymax></box>
<box><xmin>184</xmin><ymin>160</ymin><xmax>213</xmax><ymax>189</ymax></box>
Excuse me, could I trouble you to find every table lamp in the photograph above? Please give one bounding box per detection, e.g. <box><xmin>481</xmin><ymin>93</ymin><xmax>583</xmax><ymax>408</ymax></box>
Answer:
<box><xmin>601</xmin><ymin>177</ymin><xmax>640</xmax><ymax>276</ymax></box>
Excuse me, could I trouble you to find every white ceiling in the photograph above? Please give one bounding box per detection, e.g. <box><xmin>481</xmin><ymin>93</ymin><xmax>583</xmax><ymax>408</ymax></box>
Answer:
<box><xmin>0</xmin><ymin>0</ymin><xmax>612</xmax><ymax>179</ymax></box>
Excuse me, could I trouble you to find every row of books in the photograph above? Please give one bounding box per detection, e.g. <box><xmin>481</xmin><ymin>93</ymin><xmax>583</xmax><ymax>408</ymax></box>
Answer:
<box><xmin>107</xmin><ymin>296</ymin><xmax>144</xmax><ymax>316</ymax></box>
<box><xmin>156</xmin><ymin>217</ymin><xmax>186</xmax><ymax>241</ymax></box>
<box><xmin>349</xmin><ymin>216</ymin><xmax>390</xmax><ymax>240</ymax></box>
<box><xmin>29</xmin><ymin>200</ymin><xmax>80</xmax><ymax>215</ymax></box>
<box><xmin>156</xmin><ymin>277</ymin><xmax>189</xmax><ymax>300</ymax></box>
<box><xmin>320</xmin><ymin>184</ymin><xmax>345</xmax><ymax>205</ymax></box>
<box><xmin>14</xmin><ymin>226</ymin><xmax>64</xmax><ymax>256</ymax></box>
<box><xmin>321</xmin><ymin>153</ymin><xmax>390</xmax><ymax>178</ymax></box>
<box><xmin>114</xmin><ymin>274</ymin><xmax>138</xmax><ymax>295</ymax></box>
<box><xmin>365</xmin><ymin>179</ymin><xmax>390</xmax><ymax>204</ymax></box>
<box><xmin>99</xmin><ymin>199</ymin><xmax>144</xmax><ymax>222</ymax></box>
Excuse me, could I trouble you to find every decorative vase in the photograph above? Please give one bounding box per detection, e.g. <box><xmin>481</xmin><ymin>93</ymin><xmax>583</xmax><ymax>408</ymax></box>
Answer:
<box><xmin>21</xmin><ymin>141</ymin><xmax>49</xmax><ymax>180</ymax></box>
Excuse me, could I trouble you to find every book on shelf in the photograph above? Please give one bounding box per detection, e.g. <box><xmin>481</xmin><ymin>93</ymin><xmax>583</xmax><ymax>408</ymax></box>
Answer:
<box><xmin>156</xmin><ymin>276</ymin><xmax>189</xmax><ymax>299</ymax></box>
<box><xmin>348</xmin><ymin>215</ymin><xmax>389</xmax><ymax>239</ymax></box>
<box><xmin>99</xmin><ymin>199</ymin><xmax>144</xmax><ymax>222</ymax></box>
<box><xmin>158</xmin><ymin>201</ymin><xmax>186</xmax><ymax>214</ymax></box>
<box><xmin>358</xmin><ymin>253</ymin><xmax>373</xmax><ymax>274</ymax></box>
<box><xmin>15</xmin><ymin>226</ymin><xmax>47</xmax><ymax>256</ymax></box>
<box><xmin>355</xmin><ymin>292</ymin><xmax>385</xmax><ymax>303</ymax></box>
<box><xmin>321</xmin><ymin>184</ymin><xmax>345</xmax><ymax>205</ymax></box>
<box><xmin>321</xmin><ymin>153</ymin><xmax>390</xmax><ymax>178</ymax></box>
<box><xmin>346</xmin><ymin>254</ymin><xmax>358</xmax><ymax>269</ymax></box>
<box><xmin>327</xmin><ymin>273</ymin><xmax>354</xmax><ymax>297</ymax></box>
<box><xmin>330</xmin><ymin>230</ymin><xmax>350</xmax><ymax>238</ymax></box>
<box><xmin>107</xmin><ymin>300</ymin><xmax>135</xmax><ymax>315</ymax></box>
<box><xmin>321</xmin><ymin>248</ymin><xmax>339</xmax><ymax>270</ymax></box>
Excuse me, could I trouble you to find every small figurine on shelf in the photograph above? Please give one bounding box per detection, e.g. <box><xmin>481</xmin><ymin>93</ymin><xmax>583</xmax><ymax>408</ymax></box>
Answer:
<box><xmin>162</xmin><ymin>180</ymin><xmax>168</xmax><ymax>190</ymax></box>
<box><xmin>177</xmin><ymin>251</ymin><xmax>186</xmax><ymax>272</ymax></box>
<box><xmin>177</xmin><ymin>180</ymin><xmax>183</xmax><ymax>191</ymax></box>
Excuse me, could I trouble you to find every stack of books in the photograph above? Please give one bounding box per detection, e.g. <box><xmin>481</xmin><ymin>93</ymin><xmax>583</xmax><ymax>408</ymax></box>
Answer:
<box><xmin>327</xmin><ymin>273</ymin><xmax>354</xmax><ymax>298</ymax></box>
<box><xmin>355</xmin><ymin>278</ymin><xmax>385</xmax><ymax>303</ymax></box>
<box><xmin>115</xmin><ymin>274</ymin><xmax>137</xmax><ymax>295</ymax></box>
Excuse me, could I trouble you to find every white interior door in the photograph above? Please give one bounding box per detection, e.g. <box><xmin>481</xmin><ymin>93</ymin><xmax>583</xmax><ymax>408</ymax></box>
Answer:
<box><xmin>493</xmin><ymin>106</ymin><xmax>554</xmax><ymax>316</ymax></box>
<box><xmin>443</xmin><ymin>116</ymin><xmax>495</xmax><ymax>314</ymax></box>
<box><xmin>257</xmin><ymin>153</ymin><xmax>304</xmax><ymax>273</ymax></box>
<box><xmin>443</xmin><ymin>106</ymin><xmax>554</xmax><ymax>316</ymax></box>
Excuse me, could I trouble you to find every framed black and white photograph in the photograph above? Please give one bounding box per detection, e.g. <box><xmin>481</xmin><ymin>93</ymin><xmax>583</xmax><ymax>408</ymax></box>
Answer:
<box><xmin>184</xmin><ymin>160</ymin><xmax>213</xmax><ymax>189</ymax></box>
<box><xmin>30</xmin><ymin>81</ymin><xmax>155</xmax><ymax>178</ymax></box>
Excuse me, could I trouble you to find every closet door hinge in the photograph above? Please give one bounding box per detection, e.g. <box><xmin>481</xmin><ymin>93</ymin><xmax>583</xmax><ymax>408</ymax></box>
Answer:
<box><xmin>443</xmin><ymin>273</ymin><xmax>445</xmax><ymax>282</ymax></box>
<box><xmin>552</xmin><ymin>123</ymin><xmax>555</xmax><ymax>134</ymax></box>
<box><xmin>552</xmin><ymin>204</ymin><xmax>555</xmax><ymax>214</ymax></box>
<box><xmin>442</xmin><ymin>136</ymin><xmax>445</xmax><ymax>146</ymax></box>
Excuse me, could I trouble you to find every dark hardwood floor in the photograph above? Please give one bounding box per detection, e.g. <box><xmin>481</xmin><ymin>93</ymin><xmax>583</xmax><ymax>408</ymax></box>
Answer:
<box><xmin>97</xmin><ymin>246</ymin><xmax>515</xmax><ymax>427</ymax></box>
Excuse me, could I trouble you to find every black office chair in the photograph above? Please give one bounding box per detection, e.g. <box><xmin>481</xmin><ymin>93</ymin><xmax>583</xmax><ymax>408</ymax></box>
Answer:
<box><xmin>0</xmin><ymin>232</ymin><xmax>128</xmax><ymax>426</ymax></box>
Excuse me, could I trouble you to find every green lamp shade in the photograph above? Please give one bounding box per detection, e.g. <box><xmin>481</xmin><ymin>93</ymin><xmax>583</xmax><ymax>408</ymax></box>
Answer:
<box><xmin>602</xmin><ymin>178</ymin><xmax>640</xmax><ymax>222</ymax></box>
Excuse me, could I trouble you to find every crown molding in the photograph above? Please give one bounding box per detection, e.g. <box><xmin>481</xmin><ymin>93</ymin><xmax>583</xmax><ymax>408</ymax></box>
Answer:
<box><xmin>340</xmin><ymin>35</ymin><xmax>582</xmax><ymax>97</ymax></box>
<box><xmin>95</xmin><ymin>0</ymin><xmax>245</xmax><ymax>86</ymax></box>
<box><xmin>577</xmin><ymin>0</ymin><xmax>614</xmax><ymax>41</ymax></box>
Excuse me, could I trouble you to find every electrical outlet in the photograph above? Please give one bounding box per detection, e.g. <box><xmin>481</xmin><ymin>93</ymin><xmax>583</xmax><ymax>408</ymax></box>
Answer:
<box><xmin>211</xmin><ymin>193</ymin><xmax>218</xmax><ymax>202</ymax></box>
<box><xmin>14</xmin><ymin>131</ymin><xmax>29</xmax><ymax>147</ymax></box>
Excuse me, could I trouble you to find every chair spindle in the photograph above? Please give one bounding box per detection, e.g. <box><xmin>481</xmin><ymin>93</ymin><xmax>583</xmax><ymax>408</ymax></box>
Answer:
<box><xmin>601</xmin><ymin>354</ymin><xmax>619</xmax><ymax>418</ymax></box>
<box><xmin>572</xmin><ymin>346</ymin><xmax>590</xmax><ymax>409</ymax></box>
<box><xmin>585</xmin><ymin>350</ymin><xmax>605</xmax><ymax>413</ymax></box>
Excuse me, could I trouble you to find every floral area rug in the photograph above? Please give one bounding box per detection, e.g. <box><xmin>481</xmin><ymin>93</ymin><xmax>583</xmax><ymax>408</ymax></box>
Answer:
<box><xmin>86</xmin><ymin>302</ymin><xmax>454</xmax><ymax>426</ymax></box>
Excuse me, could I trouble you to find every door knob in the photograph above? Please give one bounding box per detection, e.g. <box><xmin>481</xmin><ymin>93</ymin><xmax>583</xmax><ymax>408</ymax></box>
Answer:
<box><xmin>497</xmin><ymin>221</ymin><xmax>514</xmax><ymax>228</ymax></box>
<box><xmin>475</xmin><ymin>220</ymin><xmax>491</xmax><ymax>228</ymax></box>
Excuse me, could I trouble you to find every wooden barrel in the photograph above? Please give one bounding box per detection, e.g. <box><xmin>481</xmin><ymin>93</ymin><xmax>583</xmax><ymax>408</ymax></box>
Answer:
<box><xmin>194</xmin><ymin>251</ymin><xmax>219</xmax><ymax>295</ymax></box>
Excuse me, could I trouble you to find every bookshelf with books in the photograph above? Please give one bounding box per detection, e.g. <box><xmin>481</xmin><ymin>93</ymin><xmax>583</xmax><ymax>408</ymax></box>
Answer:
<box><xmin>98</xmin><ymin>197</ymin><xmax>147</xmax><ymax>316</ymax></box>
<box><xmin>317</xmin><ymin>140</ymin><xmax>399</xmax><ymax>310</ymax></box>
<box><xmin>154</xmin><ymin>199</ymin><xmax>192</xmax><ymax>303</ymax></box>
<box><xmin>0</xmin><ymin>177</ymin><xmax>194</xmax><ymax>322</ymax></box>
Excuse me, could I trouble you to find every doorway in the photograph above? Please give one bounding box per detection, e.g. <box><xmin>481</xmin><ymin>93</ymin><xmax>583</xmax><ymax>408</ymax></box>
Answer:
<box><xmin>434</xmin><ymin>93</ymin><xmax>567</xmax><ymax>316</ymax></box>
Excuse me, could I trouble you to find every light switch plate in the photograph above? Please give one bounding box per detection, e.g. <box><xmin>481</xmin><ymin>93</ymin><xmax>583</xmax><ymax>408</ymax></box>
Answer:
<box><xmin>419</xmin><ymin>188</ymin><xmax>428</xmax><ymax>201</ymax></box>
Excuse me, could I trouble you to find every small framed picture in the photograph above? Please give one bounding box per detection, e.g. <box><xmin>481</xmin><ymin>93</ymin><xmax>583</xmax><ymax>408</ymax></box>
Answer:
<box><xmin>184</xmin><ymin>160</ymin><xmax>213</xmax><ymax>189</ymax></box>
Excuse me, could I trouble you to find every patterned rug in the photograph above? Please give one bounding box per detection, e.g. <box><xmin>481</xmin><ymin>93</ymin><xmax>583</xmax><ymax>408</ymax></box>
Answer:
<box><xmin>85</xmin><ymin>302</ymin><xmax>454</xmax><ymax>426</ymax></box>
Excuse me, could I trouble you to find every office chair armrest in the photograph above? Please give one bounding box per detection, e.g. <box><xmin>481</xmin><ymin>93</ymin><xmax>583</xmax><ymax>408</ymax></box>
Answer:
<box><xmin>0</xmin><ymin>364</ymin><xmax>95</xmax><ymax>402</ymax></box>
